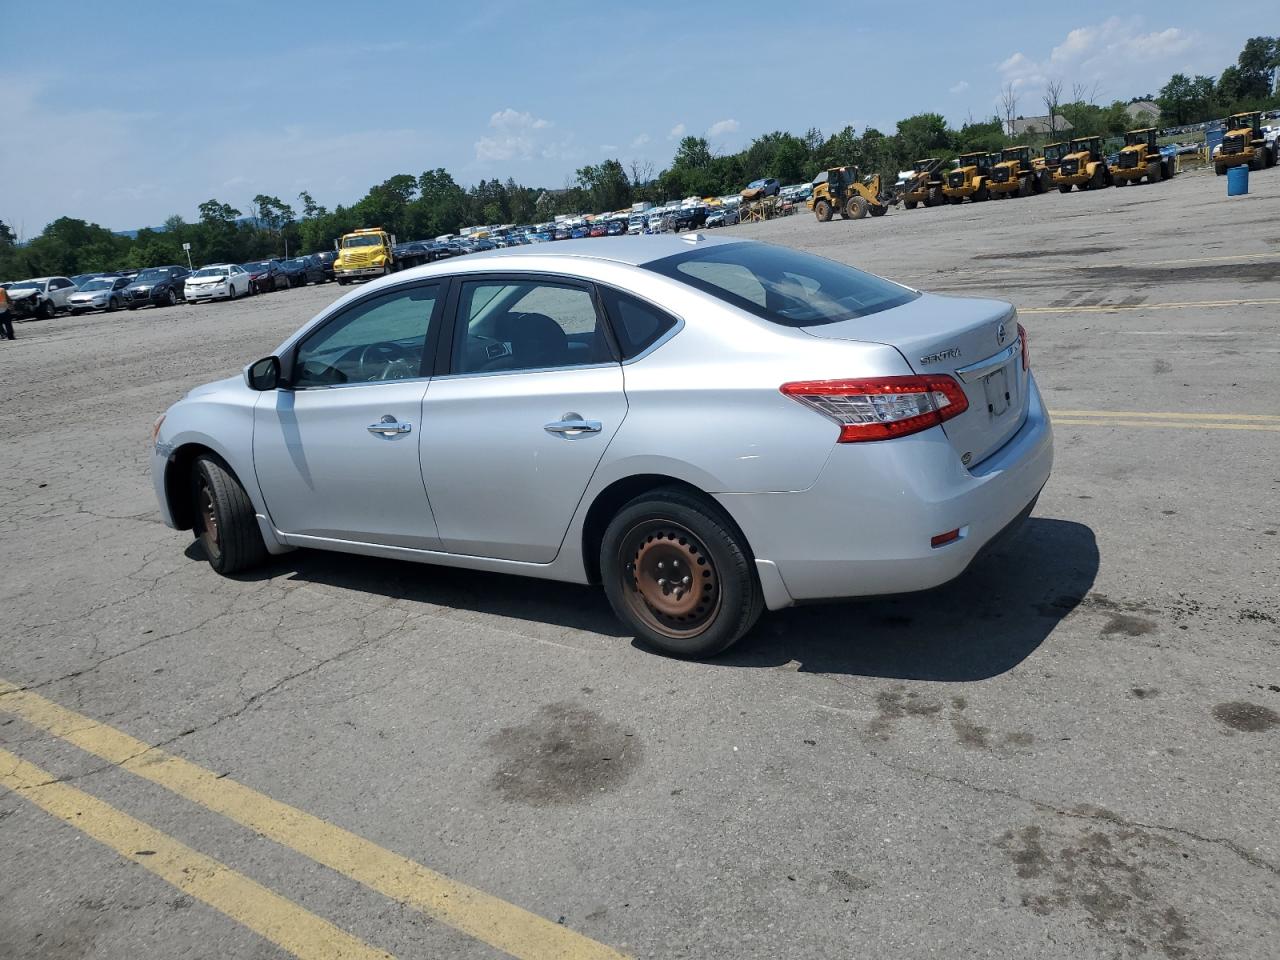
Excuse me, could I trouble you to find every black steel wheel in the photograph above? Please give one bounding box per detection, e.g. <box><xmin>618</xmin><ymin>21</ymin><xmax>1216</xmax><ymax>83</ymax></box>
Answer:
<box><xmin>191</xmin><ymin>455</ymin><xmax>267</xmax><ymax>575</ymax></box>
<box><xmin>601</xmin><ymin>488</ymin><xmax>762</xmax><ymax>658</ymax></box>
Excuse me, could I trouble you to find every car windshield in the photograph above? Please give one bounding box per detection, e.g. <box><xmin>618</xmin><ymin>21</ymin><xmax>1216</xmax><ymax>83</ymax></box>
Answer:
<box><xmin>243</xmin><ymin>262</ymin><xmax>271</xmax><ymax>272</ymax></box>
<box><xmin>747</xmin><ymin>180</ymin><xmax>766</xmax><ymax>188</ymax></box>
<box><xmin>192</xmin><ymin>267</ymin><xmax>227</xmax><ymax>278</ymax></box>
<box><xmin>80</xmin><ymin>279</ymin><xmax>114</xmax><ymax>291</ymax></box>
<box><xmin>9</xmin><ymin>281</ymin><xmax>40</xmax><ymax>291</ymax></box>
<box><xmin>645</xmin><ymin>241</ymin><xmax>918</xmax><ymax>328</ymax></box>
<box><xmin>136</xmin><ymin>270</ymin><xmax>168</xmax><ymax>282</ymax></box>
<box><xmin>343</xmin><ymin>235</ymin><xmax>382</xmax><ymax>247</ymax></box>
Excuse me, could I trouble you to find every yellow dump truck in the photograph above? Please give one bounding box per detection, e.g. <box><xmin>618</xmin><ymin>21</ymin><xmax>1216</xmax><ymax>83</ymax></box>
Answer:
<box><xmin>333</xmin><ymin>227</ymin><xmax>397</xmax><ymax>285</ymax></box>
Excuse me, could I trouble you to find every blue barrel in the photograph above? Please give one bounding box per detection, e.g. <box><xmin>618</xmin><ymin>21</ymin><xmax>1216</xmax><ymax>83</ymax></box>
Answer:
<box><xmin>1227</xmin><ymin>165</ymin><xmax>1248</xmax><ymax>196</ymax></box>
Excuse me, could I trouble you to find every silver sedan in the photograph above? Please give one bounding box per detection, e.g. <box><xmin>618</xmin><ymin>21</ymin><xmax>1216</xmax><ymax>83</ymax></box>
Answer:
<box><xmin>151</xmin><ymin>236</ymin><xmax>1053</xmax><ymax>658</ymax></box>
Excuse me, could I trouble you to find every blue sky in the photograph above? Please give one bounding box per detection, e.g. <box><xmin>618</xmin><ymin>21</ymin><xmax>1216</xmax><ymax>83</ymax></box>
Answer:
<box><xmin>1</xmin><ymin>0</ymin><xmax>1266</xmax><ymax>234</ymax></box>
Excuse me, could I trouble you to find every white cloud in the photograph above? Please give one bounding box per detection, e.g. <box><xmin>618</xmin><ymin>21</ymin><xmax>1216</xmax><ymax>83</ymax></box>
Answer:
<box><xmin>474</xmin><ymin>107</ymin><xmax>556</xmax><ymax>163</ymax></box>
<box><xmin>630</xmin><ymin>133</ymin><xmax>651</xmax><ymax>148</ymax></box>
<box><xmin>668</xmin><ymin>122</ymin><xmax>686</xmax><ymax>139</ymax></box>
<box><xmin>949</xmin><ymin>80</ymin><xmax>969</xmax><ymax>94</ymax></box>
<box><xmin>998</xmin><ymin>17</ymin><xmax>1197</xmax><ymax>98</ymax></box>
<box><xmin>707</xmin><ymin>118</ymin><xmax>740</xmax><ymax>137</ymax></box>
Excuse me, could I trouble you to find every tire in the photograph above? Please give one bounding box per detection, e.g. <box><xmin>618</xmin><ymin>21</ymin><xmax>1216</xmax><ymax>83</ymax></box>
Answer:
<box><xmin>40</xmin><ymin>299</ymin><xmax>56</xmax><ymax>319</ymax></box>
<box><xmin>904</xmin><ymin>199</ymin><xmax>917</xmax><ymax>210</ymax></box>
<box><xmin>1249</xmin><ymin>151</ymin><xmax>1263</xmax><ymax>172</ymax></box>
<box><xmin>1215</xmin><ymin>164</ymin><xmax>1225</xmax><ymax>176</ymax></box>
<box><xmin>227</xmin><ymin>283</ymin><xmax>236</xmax><ymax>301</ymax></box>
<box><xmin>165</xmin><ymin>288</ymin><xmax>177</xmax><ymax>307</ymax></box>
<box><xmin>191</xmin><ymin>455</ymin><xmax>267</xmax><ymax>576</ymax></box>
<box><xmin>1018</xmin><ymin>176</ymin><xmax>1031</xmax><ymax>198</ymax></box>
<box><xmin>1115</xmin><ymin>177</ymin><xmax>1127</xmax><ymax>187</ymax></box>
<box><xmin>948</xmin><ymin>195</ymin><xmax>962</xmax><ymax>205</ymax></box>
<box><xmin>869</xmin><ymin>204</ymin><xmax>887</xmax><ymax>217</ymax></box>
<box><xmin>814</xmin><ymin>199</ymin><xmax>832</xmax><ymax>222</ymax></box>
<box><xmin>1036</xmin><ymin>171</ymin><xmax>1050</xmax><ymax>193</ymax></box>
<box><xmin>600</xmin><ymin>487</ymin><xmax>763</xmax><ymax>658</ymax></box>
<box><xmin>1147</xmin><ymin>161</ymin><xmax>1163</xmax><ymax>184</ymax></box>
<box><xmin>1088</xmin><ymin>167</ymin><xmax>1106</xmax><ymax>190</ymax></box>
<box><xmin>973</xmin><ymin>183</ymin><xmax>990</xmax><ymax>202</ymax></box>
<box><xmin>337</xmin><ymin>277</ymin><xmax>349</xmax><ymax>286</ymax></box>
<box><xmin>929</xmin><ymin>186</ymin><xmax>944</xmax><ymax>206</ymax></box>
<box><xmin>845</xmin><ymin>196</ymin><xmax>868</xmax><ymax>219</ymax></box>
<box><xmin>108</xmin><ymin>297</ymin><xmax>119</xmax><ymax>312</ymax></box>
<box><xmin>1058</xmin><ymin>184</ymin><xmax>1073</xmax><ymax>193</ymax></box>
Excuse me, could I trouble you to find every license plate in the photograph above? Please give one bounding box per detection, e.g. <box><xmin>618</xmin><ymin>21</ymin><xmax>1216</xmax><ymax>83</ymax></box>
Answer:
<box><xmin>983</xmin><ymin>366</ymin><xmax>1011</xmax><ymax>418</ymax></box>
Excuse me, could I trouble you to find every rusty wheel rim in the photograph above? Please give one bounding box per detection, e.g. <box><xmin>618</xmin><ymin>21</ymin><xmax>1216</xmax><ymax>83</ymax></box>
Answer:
<box><xmin>198</xmin><ymin>480</ymin><xmax>221</xmax><ymax>561</ymax></box>
<box><xmin>620</xmin><ymin>521</ymin><xmax>720</xmax><ymax>639</ymax></box>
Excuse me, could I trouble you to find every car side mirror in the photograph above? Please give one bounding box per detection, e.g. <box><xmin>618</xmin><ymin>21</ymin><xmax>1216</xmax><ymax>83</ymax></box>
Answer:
<box><xmin>246</xmin><ymin>356</ymin><xmax>282</xmax><ymax>391</ymax></box>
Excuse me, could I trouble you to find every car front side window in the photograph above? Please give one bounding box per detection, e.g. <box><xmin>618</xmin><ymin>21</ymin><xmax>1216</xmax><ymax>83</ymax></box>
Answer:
<box><xmin>292</xmin><ymin>284</ymin><xmax>440</xmax><ymax>388</ymax></box>
<box><xmin>451</xmin><ymin>279</ymin><xmax>613</xmax><ymax>374</ymax></box>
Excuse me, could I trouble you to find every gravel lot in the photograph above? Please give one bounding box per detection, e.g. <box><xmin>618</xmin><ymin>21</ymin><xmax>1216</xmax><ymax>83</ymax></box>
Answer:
<box><xmin>2</xmin><ymin>166</ymin><xmax>1278</xmax><ymax>960</ymax></box>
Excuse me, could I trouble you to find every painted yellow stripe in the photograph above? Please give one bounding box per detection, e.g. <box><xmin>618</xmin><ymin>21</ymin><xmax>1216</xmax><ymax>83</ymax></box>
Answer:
<box><xmin>0</xmin><ymin>748</ymin><xmax>393</xmax><ymax>960</ymax></box>
<box><xmin>1021</xmin><ymin>298</ymin><xmax>1280</xmax><ymax>315</ymax></box>
<box><xmin>1081</xmin><ymin>250</ymin><xmax>1280</xmax><ymax>269</ymax></box>
<box><xmin>1051</xmin><ymin>409</ymin><xmax>1280</xmax><ymax>423</ymax></box>
<box><xmin>0</xmin><ymin>681</ymin><xmax>629</xmax><ymax>960</ymax></box>
<box><xmin>1052</xmin><ymin>418</ymin><xmax>1280</xmax><ymax>432</ymax></box>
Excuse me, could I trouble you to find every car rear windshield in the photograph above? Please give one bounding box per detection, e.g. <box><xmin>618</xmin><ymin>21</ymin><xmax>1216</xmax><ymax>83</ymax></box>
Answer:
<box><xmin>643</xmin><ymin>242</ymin><xmax>918</xmax><ymax>327</ymax></box>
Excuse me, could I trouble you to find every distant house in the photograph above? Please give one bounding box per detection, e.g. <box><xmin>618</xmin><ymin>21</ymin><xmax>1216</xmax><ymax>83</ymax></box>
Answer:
<box><xmin>1124</xmin><ymin>101</ymin><xmax>1161</xmax><ymax>125</ymax></box>
<box><xmin>1007</xmin><ymin>115</ymin><xmax>1074</xmax><ymax>137</ymax></box>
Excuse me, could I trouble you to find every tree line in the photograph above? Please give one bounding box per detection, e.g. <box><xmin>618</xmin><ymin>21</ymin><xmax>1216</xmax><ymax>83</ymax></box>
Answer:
<box><xmin>2</xmin><ymin>35</ymin><xmax>1274</xmax><ymax>282</ymax></box>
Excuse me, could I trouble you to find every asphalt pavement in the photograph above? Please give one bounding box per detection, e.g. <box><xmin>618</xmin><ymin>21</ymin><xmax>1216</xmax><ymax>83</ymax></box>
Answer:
<box><xmin>1</xmin><ymin>165</ymin><xmax>1277</xmax><ymax>960</ymax></box>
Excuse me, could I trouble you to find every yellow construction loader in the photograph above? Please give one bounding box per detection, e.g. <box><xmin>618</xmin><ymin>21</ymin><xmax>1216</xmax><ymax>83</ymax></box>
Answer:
<box><xmin>1214</xmin><ymin>112</ymin><xmax>1277</xmax><ymax>174</ymax></box>
<box><xmin>941</xmin><ymin>152</ymin><xmax>995</xmax><ymax>203</ymax></box>
<box><xmin>899</xmin><ymin>158</ymin><xmax>947</xmax><ymax>209</ymax></box>
<box><xmin>1052</xmin><ymin>136</ymin><xmax>1112</xmax><ymax>192</ymax></box>
<box><xmin>808</xmin><ymin>167</ymin><xmax>891</xmax><ymax>221</ymax></box>
<box><xmin>987</xmin><ymin>146</ymin><xmax>1048</xmax><ymax>198</ymax></box>
<box><xmin>1112</xmin><ymin>128</ymin><xmax>1176</xmax><ymax>186</ymax></box>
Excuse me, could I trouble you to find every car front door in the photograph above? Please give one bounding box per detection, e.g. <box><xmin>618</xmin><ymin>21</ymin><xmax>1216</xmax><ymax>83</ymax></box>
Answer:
<box><xmin>419</xmin><ymin>275</ymin><xmax>627</xmax><ymax>562</ymax></box>
<box><xmin>252</xmin><ymin>280</ymin><xmax>445</xmax><ymax>548</ymax></box>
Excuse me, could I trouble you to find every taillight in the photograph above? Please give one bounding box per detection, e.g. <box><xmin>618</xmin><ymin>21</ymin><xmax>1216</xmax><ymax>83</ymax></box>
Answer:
<box><xmin>780</xmin><ymin>376</ymin><xmax>969</xmax><ymax>443</ymax></box>
<box><xmin>1017</xmin><ymin>322</ymin><xmax>1029</xmax><ymax>370</ymax></box>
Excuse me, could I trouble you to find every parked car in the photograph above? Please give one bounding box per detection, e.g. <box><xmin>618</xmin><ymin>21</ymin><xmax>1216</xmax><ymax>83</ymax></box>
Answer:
<box><xmin>8</xmin><ymin>276</ymin><xmax>79</xmax><ymax>318</ymax></box>
<box><xmin>554</xmin><ymin>224</ymin><xmax>572</xmax><ymax>240</ymax></box>
<box><xmin>570</xmin><ymin>224</ymin><xmax>590</xmax><ymax>239</ymax></box>
<box><xmin>741</xmin><ymin>177</ymin><xmax>781</xmax><ymax>198</ymax></box>
<box><xmin>281</xmin><ymin>256</ymin><xmax>327</xmax><ymax>287</ymax></box>
<box><xmin>185</xmin><ymin>264</ymin><xmax>252</xmax><ymax>302</ymax></box>
<box><xmin>311</xmin><ymin>250</ymin><xmax>337</xmax><ymax>281</ymax></box>
<box><xmin>67</xmin><ymin>276</ymin><xmax>132</xmax><ymax>313</ymax></box>
<box><xmin>704</xmin><ymin>207</ymin><xmax>739</xmax><ymax>228</ymax></box>
<box><xmin>150</xmin><ymin>235</ymin><xmax>1051</xmax><ymax>660</ymax></box>
<box><xmin>627</xmin><ymin>214</ymin><xmax>647</xmax><ymax>235</ymax></box>
<box><xmin>471</xmin><ymin>238</ymin><xmax>498</xmax><ymax>252</ymax></box>
<box><xmin>70</xmin><ymin>273</ymin><xmax>101</xmax><ymax>289</ymax></box>
<box><xmin>243</xmin><ymin>260</ymin><xmax>288</xmax><ymax>294</ymax></box>
<box><xmin>671</xmin><ymin>206</ymin><xmax>710</xmax><ymax>231</ymax></box>
<box><xmin>124</xmin><ymin>266</ymin><xmax>190</xmax><ymax>309</ymax></box>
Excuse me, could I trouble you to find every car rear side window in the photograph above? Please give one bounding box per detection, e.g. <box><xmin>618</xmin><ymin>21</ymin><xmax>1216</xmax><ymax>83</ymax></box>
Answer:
<box><xmin>645</xmin><ymin>242</ymin><xmax>917</xmax><ymax>327</ymax></box>
<box><xmin>598</xmin><ymin>288</ymin><xmax>677</xmax><ymax>359</ymax></box>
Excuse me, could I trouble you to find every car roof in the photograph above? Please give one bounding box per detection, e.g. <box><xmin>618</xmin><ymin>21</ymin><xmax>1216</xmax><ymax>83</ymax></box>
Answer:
<box><xmin>445</xmin><ymin>234</ymin><xmax>750</xmax><ymax>268</ymax></box>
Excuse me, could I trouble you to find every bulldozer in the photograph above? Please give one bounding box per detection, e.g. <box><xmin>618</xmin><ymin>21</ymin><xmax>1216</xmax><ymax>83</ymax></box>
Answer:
<box><xmin>941</xmin><ymin>152</ymin><xmax>995</xmax><ymax>203</ymax></box>
<box><xmin>1214</xmin><ymin>112</ymin><xmax>1277</xmax><ymax>175</ymax></box>
<box><xmin>899</xmin><ymin>158</ymin><xmax>946</xmax><ymax>209</ymax></box>
<box><xmin>987</xmin><ymin>146</ymin><xmax>1048</xmax><ymax>198</ymax></box>
<box><xmin>1112</xmin><ymin>128</ymin><xmax>1176</xmax><ymax>186</ymax></box>
<box><xmin>1052</xmin><ymin>136</ymin><xmax>1111</xmax><ymax>192</ymax></box>
<box><xmin>809</xmin><ymin>167</ymin><xmax>891</xmax><ymax>221</ymax></box>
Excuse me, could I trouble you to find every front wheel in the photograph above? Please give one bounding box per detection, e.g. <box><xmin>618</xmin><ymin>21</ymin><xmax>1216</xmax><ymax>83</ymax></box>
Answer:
<box><xmin>165</xmin><ymin>288</ymin><xmax>177</xmax><ymax>306</ymax></box>
<box><xmin>191</xmin><ymin>455</ymin><xmax>267</xmax><ymax>575</ymax></box>
<box><xmin>813</xmin><ymin>199</ymin><xmax>832</xmax><ymax>222</ymax></box>
<box><xmin>904</xmin><ymin>199</ymin><xmax>917</xmax><ymax>210</ymax></box>
<box><xmin>600</xmin><ymin>488</ymin><xmax>762</xmax><ymax>658</ymax></box>
<box><xmin>108</xmin><ymin>297</ymin><xmax>120</xmax><ymax>311</ymax></box>
<box><xmin>1058</xmin><ymin>184</ymin><xmax>1072</xmax><ymax>193</ymax></box>
<box><xmin>845</xmin><ymin>196</ymin><xmax>868</xmax><ymax>219</ymax></box>
<box><xmin>41</xmin><ymin>299</ymin><xmax>57</xmax><ymax>319</ymax></box>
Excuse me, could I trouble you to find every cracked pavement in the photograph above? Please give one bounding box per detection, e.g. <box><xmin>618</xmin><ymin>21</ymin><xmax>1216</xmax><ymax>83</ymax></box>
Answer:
<box><xmin>2</xmin><ymin>169</ymin><xmax>1279</xmax><ymax>959</ymax></box>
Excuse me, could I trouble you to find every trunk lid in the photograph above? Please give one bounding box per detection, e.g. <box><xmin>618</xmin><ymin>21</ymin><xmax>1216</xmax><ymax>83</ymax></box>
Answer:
<box><xmin>802</xmin><ymin>292</ymin><xmax>1027</xmax><ymax>467</ymax></box>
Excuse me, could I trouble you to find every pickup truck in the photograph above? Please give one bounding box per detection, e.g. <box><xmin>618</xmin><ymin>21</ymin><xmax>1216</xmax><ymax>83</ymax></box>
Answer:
<box><xmin>7</xmin><ymin>276</ymin><xmax>78</xmax><ymax>318</ymax></box>
<box><xmin>333</xmin><ymin>227</ymin><xmax>397</xmax><ymax>284</ymax></box>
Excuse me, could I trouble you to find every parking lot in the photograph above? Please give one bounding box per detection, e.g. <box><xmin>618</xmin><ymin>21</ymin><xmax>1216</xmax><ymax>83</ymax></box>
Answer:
<box><xmin>1</xmin><ymin>166</ymin><xmax>1278</xmax><ymax>959</ymax></box>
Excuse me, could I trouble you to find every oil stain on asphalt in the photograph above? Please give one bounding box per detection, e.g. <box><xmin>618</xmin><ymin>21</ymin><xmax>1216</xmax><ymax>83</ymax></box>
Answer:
<box><xmin>1211</xmin><ymin>701</ymin><xmax>1279</xmax><ymax>733</ymax></box>
<box><xmin>487</xmin><ymin>702</ymin><xmax>642</xmax><ymax>805</ymax></box>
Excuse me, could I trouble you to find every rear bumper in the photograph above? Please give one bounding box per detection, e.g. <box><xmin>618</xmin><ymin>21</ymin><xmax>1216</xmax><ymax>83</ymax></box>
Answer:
<box><xmin>718</xmin><ymin>375</ymin><xmax>1054</xmax><ymax>608</ymax></box>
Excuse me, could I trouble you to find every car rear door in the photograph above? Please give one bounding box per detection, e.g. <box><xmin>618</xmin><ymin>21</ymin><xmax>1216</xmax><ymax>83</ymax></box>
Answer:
<box><xmin>252</xmin><ymin>280</ymin><xmax>445</xmax><ymax>548</ymax></box>
<box><xmin>418</xmin><ymin>274</ymin><xmax>627</xmax><ymax>562</ymax></box>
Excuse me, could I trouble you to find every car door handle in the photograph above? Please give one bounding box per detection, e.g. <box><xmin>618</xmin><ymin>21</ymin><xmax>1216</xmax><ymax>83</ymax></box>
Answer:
<box><xmin>544</xmin><ymin>415</ymin><xmax>602</xmax><ymax>436</ymax></box>
<box><xmin>367</xmin><ymin>415</ymin><xmax>412</xmax><ymax>436</ymax></box>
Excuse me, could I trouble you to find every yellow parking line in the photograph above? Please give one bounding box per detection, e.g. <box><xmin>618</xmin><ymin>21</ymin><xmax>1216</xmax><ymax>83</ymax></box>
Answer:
<box><xmin>1052</xmin><ymin>418</ymin><xmax>1280</xmax><ymax>432</ymax></box>
<box><xmin>0</xmin><ymin>748</ymin><xmax>393</xmax><ymax>960</ymax></box>
<box><xmin>1082</xmin><ymin>250</ymin><xmax>1280</xmax><ymax>269</ymax></box>
<box><xmin>1021</xmin><ymin>298</ymin><xmax>1280</xmax><ymax>314</ymax></box>
<box><xmin>1052</xmin><ymin>409</ymin><xmax>1280</xmax><ymax>423</ymax></box>
<box><xmin>0</xmin><ymin>681</ymin><xmax>630</xmax><ymax>960</ymax></box>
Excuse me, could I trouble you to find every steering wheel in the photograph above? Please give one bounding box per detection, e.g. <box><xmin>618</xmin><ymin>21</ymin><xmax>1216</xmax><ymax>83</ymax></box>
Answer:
<box><xmin>356</xmin><ymin>341</ymin><xmax>416</xmax><ymax>381</ymax></box>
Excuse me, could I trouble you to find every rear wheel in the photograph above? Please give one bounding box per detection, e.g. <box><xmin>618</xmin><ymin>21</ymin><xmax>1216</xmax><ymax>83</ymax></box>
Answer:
<box><xmin>1147</xmin><ymin>161</ymin><xmax>1163</xmax><ymax>184</ymax></box>
<box><xmin>1249</xmin><ymin>151</ymin><xmax>1264</xmax><ymax>171</ymax></box>
<box><xmin>973</xmin><ymin>183</ymin><xmax>990</xmax><ymax>202</ymax></box>
<box><xmin>600</xmin><ymin>488</ymin><xmax>762</xmax><ymax>659</ymax></box>
<box><xmin>845</xmin><ymin>196</ymin><xmax>868</xmax><ymax>219</ymax></box>
<box><xmin>1115</xmin><ymin>177</ymin><xmax>1128</xmax><ymax>187</ymax></box>
<box><xmin>904</xmin><ymin>199</ymin><xmax>917</xmax><ymax>210</ymax></box>
<box><xmin>1215</xmin><ymin>163</ymin><xmax>1226</xmax><ymax>176</ymax></box>
<box><xmin>191</xmin><ymin>455</ymin><xmax>267</xmax><ymax>575</ymax></box>
<box><xmin>1089</xmin><ymin>167</ymin><xmax>1107</xmax><ymax>190</ymax></box>
<box><xmin>869</xmin><ymin>204</ymin><xmax>887</xmax><ymax>217</ymax></box>
<box><xmin>1058</xmin><ymin>184</ymin><xmax>1073</xmax><ymax>193</ymax></box>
